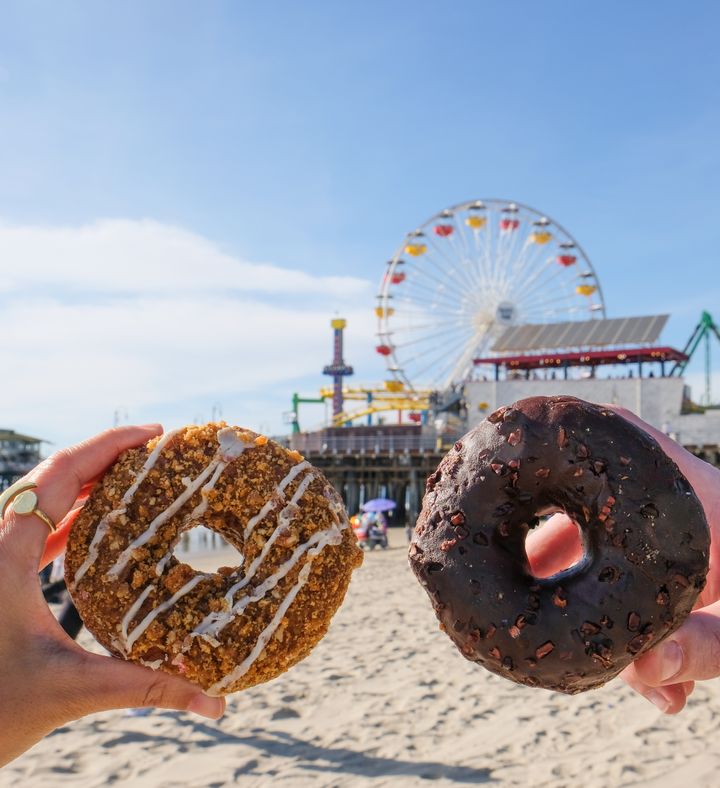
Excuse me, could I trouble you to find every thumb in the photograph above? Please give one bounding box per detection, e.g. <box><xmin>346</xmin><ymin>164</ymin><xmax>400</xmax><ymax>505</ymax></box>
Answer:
<box><xmin>75</xmin><ymin>653</ymin><xmax>225</xmax><ymax>720</ymax></box>
<box><xmin>633</xmin><ymin>601</ymin><xmax>720</xmax><ymax>686</ymax></box>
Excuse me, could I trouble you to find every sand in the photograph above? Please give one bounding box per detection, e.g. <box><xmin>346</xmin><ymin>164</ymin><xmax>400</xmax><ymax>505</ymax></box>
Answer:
<box><xmin>4</xmin><ymin>529</ymin><xmax>720</xmax><ymax>787</ymax></box>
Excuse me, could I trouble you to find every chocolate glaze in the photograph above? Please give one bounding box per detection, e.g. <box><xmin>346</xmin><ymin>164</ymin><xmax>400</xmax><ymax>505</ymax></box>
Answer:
<box><xmin>409</xmin><ymin>396</ymin><xmax>710</xmax><ymax>693</ymax></box>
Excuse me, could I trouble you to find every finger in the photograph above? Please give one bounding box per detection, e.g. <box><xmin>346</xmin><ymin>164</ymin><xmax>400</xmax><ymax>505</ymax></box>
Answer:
<box><xmin>526</xmin><ymin>513</ymin><xmax>583</xmax><ymax>578</ymax></box>
<box><xmin>39</xmin><ymin>507</ymin><xmax>80</xmax><ymax>568</ymax></box>
<box><xmin>39</xmin><ymin>478</ymin><xmax>101</xmax><ymax>568</ymax></box>
<box><xmin>621</xmin><ymin>663</ymin><xmax>688</xmax><ymax>714</ymax></box>
<box><xmin>632</xmin><ymin>601</ymin><xmax>720</xmax><ymax>687</ymax></box>
<box><xmin>4</xmin><ymin>425</ymin><xmax>163</xmax><ymax>570</ymax></box>
<box><xmin>71</xmin><ymin>652</ymin><xmax>225</xmax><ymax>721</ymax></box>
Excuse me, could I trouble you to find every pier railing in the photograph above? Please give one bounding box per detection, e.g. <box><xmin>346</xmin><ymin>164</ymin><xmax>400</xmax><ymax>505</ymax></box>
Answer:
<box><xmin>286</xmin><ymin>432</ymin><xmax>451</xmax><ymax>455</ymax></box>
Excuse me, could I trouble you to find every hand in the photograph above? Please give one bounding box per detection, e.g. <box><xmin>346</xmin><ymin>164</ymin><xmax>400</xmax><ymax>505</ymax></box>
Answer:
<box><xmin>525</xmin><ymin>406</ymin><xmax>720</xmax><ymax>714</ymax></box>
<box><xmin>0</xmin><ymin>425</ymin><xmax>225</xmax><ymax>767</ymax></box>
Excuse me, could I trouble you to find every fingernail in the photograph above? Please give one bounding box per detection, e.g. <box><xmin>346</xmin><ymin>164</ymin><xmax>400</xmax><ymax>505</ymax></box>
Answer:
<box><xmin>187</xmin><ymin>693</ymin><xmax>224</xmax><ymax>720</ymax></box>
<box><xmin>658</xmin><ymin>640</ymin><xmax>683</xmax><ymax>682</ymax></box>
<box><xmin>646</xmin><ymin>689</ymin><xmax>671</xmax><ymax>713</ymax></box>
<box><xmin>140</xmin><ymin>423</ymin><xmax>163</xmax><ymax>431</ymax></box>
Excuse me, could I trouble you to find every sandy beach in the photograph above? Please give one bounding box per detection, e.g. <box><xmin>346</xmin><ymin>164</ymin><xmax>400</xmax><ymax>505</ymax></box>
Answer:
<box><xmin>4</xmin><ymin>530</ymin><xmax>720</xmax><ymax>788</ymax></box>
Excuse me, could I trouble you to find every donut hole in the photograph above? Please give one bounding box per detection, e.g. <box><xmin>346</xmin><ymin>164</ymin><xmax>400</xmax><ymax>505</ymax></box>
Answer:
<box><xmin>526</xmin><ymin>512</ymin><xmax>587</xmax><ymax>580</ymax></box>
<box><xmin>173</xmin><ymin>525</ymin><xmax>241</xmax><ymax>573</ymax></box>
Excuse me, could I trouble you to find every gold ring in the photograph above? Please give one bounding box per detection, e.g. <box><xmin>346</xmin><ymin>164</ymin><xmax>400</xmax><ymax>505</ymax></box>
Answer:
<box><xmin>0</xmin><ymin>481</ymin><xmax>56</xmax><ymax>533</ymax></box>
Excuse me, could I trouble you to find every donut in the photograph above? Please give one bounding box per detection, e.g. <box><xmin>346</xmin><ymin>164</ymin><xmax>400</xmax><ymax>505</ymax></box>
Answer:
<box><xmin>409</xmin><ymin>396</ymin><xmax>710</xmax><ymax>693</ymax></box>
<box><xmin>65</xmin><ymin>424</ymin><xmax>363</xmax><ymax>695</ymax></box>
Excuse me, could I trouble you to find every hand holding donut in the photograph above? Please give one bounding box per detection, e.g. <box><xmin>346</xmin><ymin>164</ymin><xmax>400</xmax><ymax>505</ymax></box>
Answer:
<box><xmin>0</xmin><ymin>426</ymin><xmax>224</xmax><ymax>768</ymax></box>
<box><xmin>527</xmin><ymin>406</ymin><xmax>720</xmax><ymax>714</ymax></box>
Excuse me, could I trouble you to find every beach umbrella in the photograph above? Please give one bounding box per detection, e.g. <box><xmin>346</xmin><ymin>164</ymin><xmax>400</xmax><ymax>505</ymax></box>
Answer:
<box><xmin>361</xmin><ymin>498</ymin><xmax>396</xmax><ymax>512</ymax></box>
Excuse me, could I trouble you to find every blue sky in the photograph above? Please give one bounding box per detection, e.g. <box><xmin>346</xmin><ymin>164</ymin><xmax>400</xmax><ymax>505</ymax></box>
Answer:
<box><xmin>1</xmin><ymin>1</ymin><xmax>719</xmax><ymax>447</ymax></box>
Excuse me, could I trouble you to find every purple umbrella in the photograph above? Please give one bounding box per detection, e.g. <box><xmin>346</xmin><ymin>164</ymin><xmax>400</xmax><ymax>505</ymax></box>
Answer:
<box><xmin>361</xmin><ymin>498</ymin><xmax>396</xmax><ymax>513</ymax></box>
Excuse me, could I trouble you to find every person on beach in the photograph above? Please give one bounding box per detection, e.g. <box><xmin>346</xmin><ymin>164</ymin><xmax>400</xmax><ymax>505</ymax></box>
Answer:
<box><xmin>0</xmin><ymin>425</ymin><xmax>224</xmax><ymax>768</ymax></box>
<box><xmin>526</xmin><ymin>406</ymin><xmax>720</xmax><ymax>715</ymax></box>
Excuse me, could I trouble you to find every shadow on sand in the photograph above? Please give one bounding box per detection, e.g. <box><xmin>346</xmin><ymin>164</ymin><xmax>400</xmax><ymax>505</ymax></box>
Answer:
<box><xmin>98</xmin><ymin>713</ymin><xmax>495</xmax><ymax>783</ymax></box>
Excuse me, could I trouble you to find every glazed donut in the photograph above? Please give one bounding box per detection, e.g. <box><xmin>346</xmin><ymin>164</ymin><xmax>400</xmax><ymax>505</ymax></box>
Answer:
<box><xmin>65</xmin><ymin>424</ymin><xmax>363</xmax><ymax>695</ymax></box>
<box><xmin>409</xmin><ymin>396</ymin><xmax>710</xmax><ymax>694</ymax></box>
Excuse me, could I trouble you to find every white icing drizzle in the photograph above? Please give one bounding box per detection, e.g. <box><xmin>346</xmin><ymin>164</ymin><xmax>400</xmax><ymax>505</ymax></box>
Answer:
<box><xmin>123</xmin><ymin>429</ymin><xmax>183</xmax><ymax>504</ymax></box>
<box><xmin>243</xmin><ymin>460</ymin><xmax>311</xmax><ymax>541</ymax></box>
<box><xmin>202</xmin><ymin>478</ymin><xmax>353</xmax><ymax>689</ymax></box>
<box><xmin>119</xmin><ymin>584</ymin><xmax>156</xmax><ymax>651</ymax></box>
<box><xmin>193</xmin><ymin>522</ymin><xmax>342</xmax><ymax>639</ymax></box>
<box><xmin>154</xmin><ymin>550</ymin><xmax>175</xmax><ymax>577</ymax></box>
<box><xmin>124</xmin><ymin>574</ymin><xmax>206</xmax><ymax>653</ymax></box>
<box><xmin>73</xmin><ymin>428</ymin><xmax>183</xmax><ymax>584</ymax></box>
<box><xmin>206</xmin><ymin>554</ymin><xmax>316</xmax><ymax>696</ymax></box>
<box><xmin>140</xmin><ymin>658</ymin><xmax>164</xmax><ymax>670</ymax></box>
<box><xmin>107</xmin><ymin>428</ymin><xmax>253</xmax><ymax>579</ymax></box>
<box><xmin>216</xmin><ymin>472</ymin><xmax>316</xmax><ymax>606</ymax></box>
<box><xmin>107</xmin><ymin>462</ymin><xmax>219</xmax><ymax>578</ymax></box>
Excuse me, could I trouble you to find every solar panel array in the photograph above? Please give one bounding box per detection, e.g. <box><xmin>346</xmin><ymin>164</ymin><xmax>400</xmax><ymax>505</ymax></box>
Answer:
<box><xmin>491</xmin><ymin>315</ymin><xmax>669</xmax><ymax>353</ymax></box>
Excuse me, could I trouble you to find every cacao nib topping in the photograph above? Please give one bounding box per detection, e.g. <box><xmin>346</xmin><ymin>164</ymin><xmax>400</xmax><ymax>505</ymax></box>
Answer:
<box><xmin>535</xmin><ymin>641</ymin><xmax>555</xmax><ymax>660</ymax></box>
<box><xmin>507</xmin><ymin>429</ymin><xmax>522</xmax><ymax>446</ymax></box>
<box><xmin>472</xmin><ymin>531</ymin><xmax>489</xmax><ymax>546</ymax></box>
<box><xmin>487</xmin><ymin>407</ymin><xmax>507</xmax><ymax>424</ymax></box>
<box><xmin>580</xmin><ymin>621</ymin><xmax>601</xmax><ymax>636</ymax></box>
<box><xmin>409</xmin><ymin>395</ymin><xmax>709</xmax><ymax>696</ymax></box>
<box><xmin>640</xmin><ymin>503</ymin><xmax>660</xmax><ymax>519</ymax></box>
<box><xmin>627</xmin><ymin>612</ymin><xmax>641</xmax><ymax>632</ymax></box>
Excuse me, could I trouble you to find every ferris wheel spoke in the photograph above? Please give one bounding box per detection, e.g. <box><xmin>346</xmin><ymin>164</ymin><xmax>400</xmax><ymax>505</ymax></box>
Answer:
<box><xmin>443</xmin><ymin>219</ymin><xmax>489</xmax><ymax>295</ymax></box>
<box><xmin>422</xmin><ymin>235</ymin><xmax>481</xmax><ymax>295</ymax></box>
<box><xmin>395</xmin><ymin>289</ymin><xmax>466</xmax><ymax>315</ymax></box>
<box><xmin>405</xmin><ymin>254</ymin><xmax>470</xmax><ymax>296</ymax></box>
<box><xmin>433</xmin><ymin>348</ymin><xmax>480</xmax><ymax>389</ymax></box>
<box><xmin>453</xmin><ymin>221</ymin><xmax>493</xmax><ymax>297</ymax></box>
<box><xmin>409</xmin><ymin>336</ymin><xmax>476</xmax><ymax>388</ymax></box>
<box><xmin>521</xmin><ymin>275</ymin><xmax>578</xmax><ymax>306</ymax></box>
<box><xmin>388</xmin><ymin>314</ymin><xmax>470</xmax><ymax>334</ymax></box>
<box><xmin>394</xmin><ymin>327</ymin><xmax>472</xmax><ymax>353</ymax></box>
<box><xmin>516</xmin><ymin>257</ymin><xmax>568</xmax><ymax>303</ymax></box>
<box><xmin>521</xmin><ymin>271</ymin><xmax>579</xmax><ymax>310</ymax></box>
<box><xmin>400</xmin><ymin>274</ymin><xmax>467</xmax><ymax>306</ymax></box>
<box><xmin>504</xmin><ymin>235</ymin><xmax>533</xmax><ymax>286</ymax></box>
<box><xmin>507</xmin><ymin>239</ymin><xmax>548</xmax><ymax>289</ymax></box>
<box><xmin>398</xmin><ymin>325</ymin><xmax>476</xmax><ymax>372</ymax></box>
<box><xmin>523</xmin><ymin>298</ymin><xmax>589</xmax><ymax>319</ymax></box>
<box><xmin>444</xmin><ymin>328</ymin><xmax>491</xmax><ymax>385</ymax></box>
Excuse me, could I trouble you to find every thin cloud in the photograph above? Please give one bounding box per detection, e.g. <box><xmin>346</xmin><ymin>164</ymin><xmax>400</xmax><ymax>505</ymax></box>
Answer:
<box><xmin>0</xmin><ymin>218</ymin><xmax>379</xmax><ymax>447</ymax></box>
<box><xmin>0</xmin><ymin>218</ymin><xmax>370</xmax><ymax>298</ymax></box>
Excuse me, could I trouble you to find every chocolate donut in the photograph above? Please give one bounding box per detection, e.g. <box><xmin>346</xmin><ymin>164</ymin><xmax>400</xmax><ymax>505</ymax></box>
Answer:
<box><xmin>66</xmin><ymin>424</ymin><xmax>363</xmax><ymax>695</ymax></box>
<box><xmin>409</xmin><ymin>396</ymin><xmax>710</xmax><ymax>693</ymax></box>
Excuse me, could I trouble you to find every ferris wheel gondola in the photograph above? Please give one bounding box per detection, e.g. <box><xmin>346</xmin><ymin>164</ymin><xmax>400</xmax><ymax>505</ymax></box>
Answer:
<box><xmin>375</xmin><ymin>199</ymin><xmax>606</xmax><ymax>392</ymax></box>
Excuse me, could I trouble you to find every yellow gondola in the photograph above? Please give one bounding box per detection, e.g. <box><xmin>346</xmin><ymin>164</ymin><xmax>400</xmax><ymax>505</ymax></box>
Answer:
<box><xmin>465</xmin><ymin>216</ymin><xmax>487</xmax><ymax>229</ymax></box>
<box><xmin>384</xmin><ymin>380</ymin><xmax>404</xmax><ymax>392</ymax></box>
<box><xmin>405</xmin><ymin>243</ymin><xmax>427</xmax><ymax>256</ymax></box>
<box><xmin>576</xmin><ymin>284</ymin><xmax>597</xmax><ymax>296</ymax></box>
<box><xmin>375</xmin><ymin>306</ymin><xmax>395</xmax><ymax>318</ymax></box>
<box><xmin>530</xmin><ymin>231</ymin><xmax>552</xmax><ymax>244</ymax></box>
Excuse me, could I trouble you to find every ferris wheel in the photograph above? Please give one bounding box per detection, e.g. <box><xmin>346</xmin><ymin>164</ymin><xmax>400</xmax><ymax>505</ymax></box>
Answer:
<box><xmin>375</xmin><ymin>199</ymin><xmax>606</xmax><ymax>392</ymax></box>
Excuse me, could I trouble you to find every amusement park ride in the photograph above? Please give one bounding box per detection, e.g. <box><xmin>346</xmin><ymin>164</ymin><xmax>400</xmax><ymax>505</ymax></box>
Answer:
<box><xmin>287</xmin><ymin>197</ymin><xmax>720</xmax><ymax>523</ymax></box>
<box><xmin>292</xmin><ymin>198</ymin><xmax>720</xmax><ymax>437</ymax></box>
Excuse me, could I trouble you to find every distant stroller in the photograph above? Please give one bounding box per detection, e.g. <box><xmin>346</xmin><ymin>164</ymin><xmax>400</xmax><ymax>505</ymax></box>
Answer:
<box><xmin>362</xmin><ymin>512</ymin><xmax>388</xmax><ymax>550</ymax></box>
